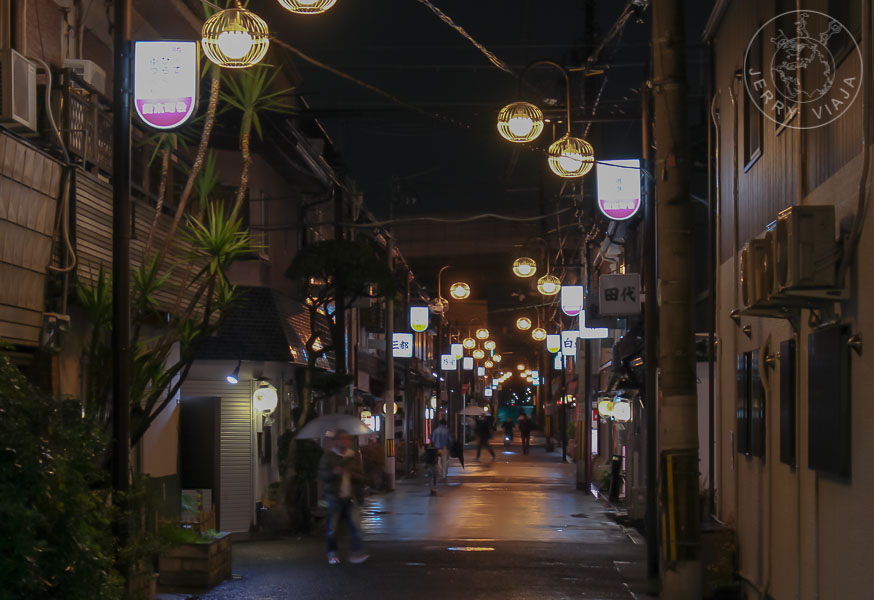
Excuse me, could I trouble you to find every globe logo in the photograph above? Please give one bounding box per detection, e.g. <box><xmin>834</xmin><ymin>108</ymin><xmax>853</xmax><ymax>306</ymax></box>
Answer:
<box><xmin>744</xmin><ymin>10</ymin><xmax>862</xmax><ymax>130</ymax></box>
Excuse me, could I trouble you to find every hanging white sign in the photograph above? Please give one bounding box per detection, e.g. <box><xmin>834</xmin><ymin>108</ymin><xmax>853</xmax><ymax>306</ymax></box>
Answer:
<box><xmin>546</xmin><ymin>334</ymin><xmax>561</xmax><ymax>354</ymax></box>
<box><xmin>578</xmin><ymin>310</ymin><xmax>610</xmax><ymax>339</ymax></box>
<box><xmin>561</xmin><ymin>330</ymin><xmax>579</xmax><ymax>357</ymax></box>
<box><xmin>560</xmin><ymin>285</ymin><xmax>584</xmax><ymax>316</ymax></box>
<box><xmin>392</xmin><ymin>333</ymin><xmax>414</xmax><ymax>358</ymax></box>
<box><xmin>410</xmin><ymin>306</ymin><xmax>429</xmax><ymax>332</ymax></box>
<box><xmin>596</xmin><ymin>159</ymin><xmax>642</xmax><ymax>220</ymax></box>
<box><xmin>462</xmin><ymin>357</ymin><xmax>474</xmax><ymax>371</ymax></box>
<box><xmin>134</xmin><ymin>40</ymin><xmax>198</xmax><ymax>130</ymax></box>
<box><xmin>598</xmin><ymin>273</ymin><xmax>641</xmax><ymax>316</ymax></box>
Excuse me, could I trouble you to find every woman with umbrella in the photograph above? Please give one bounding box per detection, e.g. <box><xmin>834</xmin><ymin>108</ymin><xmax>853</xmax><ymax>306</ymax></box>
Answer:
<box><xmin>318</xmin><ymin>429</ymin><xmax>369</xmax><ymax>565</ymax></box>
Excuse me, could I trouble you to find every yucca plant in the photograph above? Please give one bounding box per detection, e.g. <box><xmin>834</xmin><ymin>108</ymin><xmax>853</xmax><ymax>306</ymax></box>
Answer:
<box><xmin>221</xmin><ymin>64</ymin><xmax>295</xmax><ymax>220</ymax></box>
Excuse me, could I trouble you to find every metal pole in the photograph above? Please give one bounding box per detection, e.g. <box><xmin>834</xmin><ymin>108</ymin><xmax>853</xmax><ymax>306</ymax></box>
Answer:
<box><xmin>111</xmin><ymin>0</ymin><xmax>132</xmax><ymax>567</ymax></box>
<box><xmin>652</xmin><ymin>0</ymin><xmax>700</xmax><ymax>594</ymax></box>
<box><xmin>333</xmin><ymin>188</ymin><xmax>347</xmax><ymax>411</ymax></box>
<box><xmin>385</xmin><ymin>229</ymin><xmax>396</xmax><ymax>490</ymax></box>
<box><xmin>642</xmin><ymin>80</ymin><xmax>660</xmax><ymax>581</ymax></box>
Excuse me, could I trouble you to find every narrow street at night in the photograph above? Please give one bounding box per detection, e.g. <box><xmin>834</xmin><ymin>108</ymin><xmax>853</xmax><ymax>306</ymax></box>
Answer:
<box><xmin>193</xmin><ymin>440</ymin><xmax>648</xmax><ymax>600</ymax></box>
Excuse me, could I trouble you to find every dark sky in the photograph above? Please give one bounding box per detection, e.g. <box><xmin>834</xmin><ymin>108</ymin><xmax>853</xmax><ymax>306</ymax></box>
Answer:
<box><xmin>254</xmin><ymin>0</ymin><xmax>684</xmax><ymax>218</ymax></box>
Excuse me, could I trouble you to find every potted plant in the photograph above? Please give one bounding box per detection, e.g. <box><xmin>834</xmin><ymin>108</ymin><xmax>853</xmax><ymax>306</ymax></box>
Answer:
<box><xmin>158</xmin><ymin>527</ymin><xmax>232</xmax><ymax>590</ymax></box>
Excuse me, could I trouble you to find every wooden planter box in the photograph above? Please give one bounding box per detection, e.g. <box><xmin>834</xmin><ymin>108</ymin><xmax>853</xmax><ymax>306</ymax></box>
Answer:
<box><xmin>158</xmin><ymin>532</ymin><xmax>232</xmax><ymax>589</ymax></box>
<box><xmin>129</xmin><ymin>562</ymin><xmax>157</xmax><ymax>600</ymax></box>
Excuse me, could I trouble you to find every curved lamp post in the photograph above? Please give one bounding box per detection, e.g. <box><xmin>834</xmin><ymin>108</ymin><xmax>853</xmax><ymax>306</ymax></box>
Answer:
<box><xmin>497</xmin><ymin>60</ymin><xmax>595</xmax><ymax>178</ymax></box>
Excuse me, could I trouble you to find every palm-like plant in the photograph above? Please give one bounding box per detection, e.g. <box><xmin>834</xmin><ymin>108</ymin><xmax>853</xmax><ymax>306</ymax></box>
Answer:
<box><xmin>221</xmin><ymin>64</ymin><xmax>295</xmax><ymax>220</ymax></box>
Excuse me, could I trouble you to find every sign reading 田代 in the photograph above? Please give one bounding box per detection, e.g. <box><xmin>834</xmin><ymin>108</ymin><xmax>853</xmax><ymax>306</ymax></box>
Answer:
<box><xmin>134</xmin><ymin>41</ymin><xmax>198</xmax><ymax>130</ymax></box>
<box><xmin>598</xmin><ymin>273</ymin><xmax>641</xmax><ymax>316</ymax></box>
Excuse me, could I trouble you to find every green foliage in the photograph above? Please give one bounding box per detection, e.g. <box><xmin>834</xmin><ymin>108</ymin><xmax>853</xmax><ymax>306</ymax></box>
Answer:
<box><xmin>220</xmin><ymin>64</ymin><xmax>295</xmax><ymax>142</ymax></box>
<box><xmin>77</xmin><ymin>201</ymin><xmax>252</xmax><ymax>446</ymax></box>
<box><xmin>0</xmin><ymin>356</ymin><xmax>121</xmax><ymax>599</ymax></box>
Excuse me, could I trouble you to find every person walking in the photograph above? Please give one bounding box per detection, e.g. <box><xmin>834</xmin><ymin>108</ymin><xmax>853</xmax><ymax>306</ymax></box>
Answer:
<box><xmin>474</xmin><ymin>414</ymin><xmax>495</xmax><ymax>462</ymax></box>
<box><xmin>431</xmin><ymin>418</ymin><xmax>451</xmax><ymax>482</ymax></box>
<box><xmin>318</xmin><ymin>430</ymin><xmax>368</xmax><ymax>565</ymax></box>
<box><xmin>518</xmin><ymin>413</ymin><xmax>533</xmax><ymax>455</ymax></box>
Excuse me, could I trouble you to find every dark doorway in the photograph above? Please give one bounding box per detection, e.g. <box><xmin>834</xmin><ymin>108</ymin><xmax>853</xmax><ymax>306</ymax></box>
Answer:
<box><xmin>180</xmin><ymin>396</ymin><xmax>220</xmax><ymax>528</ymax></box>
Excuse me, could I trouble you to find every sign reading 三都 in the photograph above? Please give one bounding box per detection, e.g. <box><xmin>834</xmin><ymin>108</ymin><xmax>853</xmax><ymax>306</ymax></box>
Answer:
<box><xmin>599</xmin><ymin>273</ymin><xmax>641</xmax><ymax>316</ymax></box>
<box><xmin>596</xmin><ymin>159</ymin><xmax>641</xmax><ymax>221</ymax></box>
<box><xmin>392</xmin><ymin>333</ymin><xmax>414</xmax><ymax>358</ymax></box>
<box><xmin>134</xmin><ymin>41</ymin><xmax>198</xmax><ymax>130</ymax></box>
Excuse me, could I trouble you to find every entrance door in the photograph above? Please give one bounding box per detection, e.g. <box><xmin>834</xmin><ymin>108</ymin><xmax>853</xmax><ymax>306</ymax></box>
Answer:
<box><xmin>180</xmin><ymin>396</ymin><xmax>220</xmax><ymax>527</ymax></box>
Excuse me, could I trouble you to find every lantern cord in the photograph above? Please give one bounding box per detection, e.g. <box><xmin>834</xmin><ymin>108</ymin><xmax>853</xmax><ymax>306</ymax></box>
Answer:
<box><xmin>271</xmin><ymin>39</ymin><xmax>470</xmax><ymax>129</ymax></box>
<box><xmin>413</xmin><ymin>0</ymin><xmax>514</xmax><ymax>75</ymax></box>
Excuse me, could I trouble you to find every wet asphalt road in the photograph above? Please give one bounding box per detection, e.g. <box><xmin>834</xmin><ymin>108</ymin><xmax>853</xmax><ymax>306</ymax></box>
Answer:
<box><xmin>188</xmin><ymin>441</ymin><xmax>650</xmax><ymax>600</ymax></box>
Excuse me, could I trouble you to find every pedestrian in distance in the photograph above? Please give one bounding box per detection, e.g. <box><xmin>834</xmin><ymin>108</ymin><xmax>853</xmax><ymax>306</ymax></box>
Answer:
<box><xmin>474</xmin><ymin>414</ymin><xmax>495</xmax><ymax>462</ymax></box>
<box><xmin>502</xmin><ymin>417</ymin><xmax>515</xmax><ymax>450</ymax></box>
<box><xmin>431</xmin><ymin>418</ymin><xmax>451</xmax><ymax>482</ymax></box>
<box><xmin>518</xmin><ymin>413</ymin><xmax>533</xmax><ymax>455</ymax></box>
<box><xmin>318</xmin><ymin>430</ymin><xmax>369</xmax><ymax>565</ymax></box>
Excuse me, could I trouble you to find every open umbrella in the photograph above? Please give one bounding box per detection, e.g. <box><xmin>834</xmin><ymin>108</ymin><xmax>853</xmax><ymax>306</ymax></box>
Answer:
<box><xmin>296</xmin><ymin>413</ymin><xmax>373</xmax><ymax>439</ymax></box>
<box><xmin>459</xmin><ymin>406</ymin><xmax>485</xmax><ymax>416</ymax></box>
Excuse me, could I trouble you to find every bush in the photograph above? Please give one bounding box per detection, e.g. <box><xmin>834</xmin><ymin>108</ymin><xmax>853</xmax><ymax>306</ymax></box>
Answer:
<box><xmin>0</xmin><ymin>356</ymin><xmax>121</xmax><ymax>598</ymax></box>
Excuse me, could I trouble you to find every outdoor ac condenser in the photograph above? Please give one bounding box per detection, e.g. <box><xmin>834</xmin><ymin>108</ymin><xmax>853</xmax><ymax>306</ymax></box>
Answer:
<box><xmin>63</xmin><ymin>58</ymin><xmax>106</xmax><ymax>95</ymax></box>
<box><xmin>773</xmin><ymin>205</ymin><xmax>836</xmax><ymax>292</ymax></box>
<box><xmin>0</xmin><ymin>48</ymin><xmax>38</xmax><ymax>134</ymax></box>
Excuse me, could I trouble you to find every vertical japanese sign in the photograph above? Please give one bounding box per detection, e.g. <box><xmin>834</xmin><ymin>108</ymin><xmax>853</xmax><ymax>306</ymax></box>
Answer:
<box><xmin>561</xmin><ymin>330</ymin><xmax>579</xmax><ymax>357</ymax></box>
<box><xmin>134</xmin><ymin>41</ymin><xmax>198</xmax><ymax>130</ymax></box>
<box><xmin>596</xmin><ymin>159</ymin><xmax>641</xmax><ymax>220</ymax></box>
<box><xmin>598</xmin><ymin>273</ymin><xmax>641</xmax><ymax>316</ymax></box>
<box><xmin>392</xmin><ymin>333</ymin><xmax>413</xmax><ymax>358</ymax></box>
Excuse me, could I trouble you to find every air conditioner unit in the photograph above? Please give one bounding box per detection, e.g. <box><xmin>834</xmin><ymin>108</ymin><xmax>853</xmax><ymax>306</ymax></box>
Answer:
<box><xmin>0</xmin><ymin>48</ymin><xmax>38</xmax><ymax>133</ymax></box>
<box><xmin>773</xmin><ymin>205</ymin><xmax>836</xmax><ymax>293</ymax></box>
<box><xmin>740</xmin><ymin>239</ymin><xmax>768</xmax><ymax>308</ymax></box>
<box><xmin>63</xmin><ymin>58</ymin><xmax>106</xmax><ymax>95</ymax></box>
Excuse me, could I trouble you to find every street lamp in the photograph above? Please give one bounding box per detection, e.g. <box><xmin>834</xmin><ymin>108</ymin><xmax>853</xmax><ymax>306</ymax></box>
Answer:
<box><xmin>475</xmin><ymin>328</ymin><xmax>490</xmax><ymax>340</ymax></box>
<box><xmin>497</xmin><ymin>102</ymin><xmax>544</xmax><ymax>143</ymax></box>
<box><xmin>516</xmin><ymin>316</ymin><xmax>532</xmax><ymax>331</ymax></box>
<box><xmin>531</xmin><ymin>327</ymin><xmax>547</xmax><ymax>341</ymax></box>
<box><xmin>277</xmin><ymin>0</ymin><xmax>338</xmax><ymax>14</ymax></box>
<box><xmin>485</xmin><ymin>360</ymin><xmax>494</xmax><ymax>369</ymax></box>
<box><xmin>473</xmin><ymin>349</ymin><xmax>485</xmax><ymax>360</ymax></box>
<box><xmin>463</xmin><ymin>337</ymin><xmax>477</xmax><ymax>350</ymax></box>
<box><xmin>493</xmin><ymin>354</ymin><xmax>502</xmax><ymax>363</ymax></box>
<box><xmin>483</xmin><ymin>340</ymin><xmax>496</xmax><ymax>351</ymax></box>
<box><xmin>497</xmin><ymin>60</ymin><xmax>595</xmax><ymax>178</ymax></box>
<box><xmin>450</xmin><ymin>282</ymin><xmax>471</xmax><ymax>300</ymax></box>
<box><xmin>537</xmin><ymin>273</ymin><xmax>561</xmax><ymax>296</ymax></box>
<box><xmin>201</xmin><ymin>6</ymin><xmax>270</xmax><ymax>69</ymax></box>
<box><xmin>512</xmin><ymin>256</ymin><xmax>537</xmax><ymax>278</ymax></box>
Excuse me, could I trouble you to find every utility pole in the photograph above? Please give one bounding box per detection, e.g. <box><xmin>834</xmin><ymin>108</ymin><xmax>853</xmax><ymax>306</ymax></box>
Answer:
<box><xmin>384</xmin><ymin>229</ymin><xmax>396</xmax><ymax>490</ymax></box>
<box><xmin>652</xmin><ymin>0</ymin><xmax>700</xmax><ymax>596</ymax></box>
<box><xmin>642</xmin><ymin>79</ymin><xmax>660</xmax><ymax>580</ymax></box>
<box><xmin>111</xmin><ymin>0</ymin><xmax>132</xmax><ymax>575</ymax></box>
<box><xmin>333</xmin><ymin>188</ymin><xmax>347</xmax><ymax>411</ymax></box>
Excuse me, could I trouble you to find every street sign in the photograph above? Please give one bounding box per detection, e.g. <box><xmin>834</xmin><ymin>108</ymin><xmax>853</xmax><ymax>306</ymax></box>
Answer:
<box><xmin>462</xmin><ymin>357</ymin><xmax>474</xmax><ymax>370</ymax></box>
<box><xmin>596</xmin><ymin>159</ymin><xmax>641</xmax><ymax>220</ymax></box>
<box><xmin>133</xmin><ymin>40</ymin><xmax>198</xmax><ymax>130</ymax></box>
<box><xmin>598</xmin><ymin>273</ymin><xmax>641</xmax><ymax>316</ymax></box>
<box><xmin>441</xmin><ymin>355</ymin><xmax>457</xmax><ymax>370</ymax></box>
<box><xmin>561</xmin><ymin>330</ymin><xmax>579</xmax><ymax>357</ymax></box>
<box><xmin>578</xmin><ymin>310</ymin><xmax>609</xmax><ymax>339</ymax></box>
<box><xmin>392</xmin><ymin>333</ymin><xmax>413</xmax><ymax>358</ymax></box>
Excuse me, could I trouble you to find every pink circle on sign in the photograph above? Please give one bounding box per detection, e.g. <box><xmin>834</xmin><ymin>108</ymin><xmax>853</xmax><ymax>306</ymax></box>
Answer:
<box><xmin>136</xmin><ymin>98</ymin><xmax>194</xmax><ymax>129</ymax></box>
<box><xmin>598</xmin><ymin>197</ymin><xmax>640</xmax><ymax>220</ymax></box>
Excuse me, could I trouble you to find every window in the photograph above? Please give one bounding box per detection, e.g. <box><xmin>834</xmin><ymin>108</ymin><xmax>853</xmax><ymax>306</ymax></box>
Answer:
<box><xmin>736</xmin><ymin>353</ymin><xmax>751</xmax><ymax>455</ymax></box>
<box><xmin>737</xmin><ymin>351</ymin><xmax>765</xmax><ymax>459</ymax></box>
<box><xmin>808</xmin><ymin>323</ymin><xmax>852</xmax><ymax>479</ymax></box>
<box><xmin>828</xmin><ymin>0</ymin><xmax>862</xmax><ymax>65</ymax></box>
<box><xmin>779</xmin><ymin>339</ymin><xmax>796</xmax><ymax>467</ymax></box>
<box><xmin>743</xmin><ymin>30</ymin><xmax>763</xmax><ymax>170</ymax></box>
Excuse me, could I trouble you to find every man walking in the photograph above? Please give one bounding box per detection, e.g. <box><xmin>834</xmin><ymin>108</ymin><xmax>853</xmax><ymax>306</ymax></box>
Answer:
<box><xmin>474</xmin><ymin>414</ymin><xmax>495</xmax><ymax>462</ymax></box>
<box><xmin>318</xmin><ymin>430</ymin><xmax>368</xmax><ymax>565</ymax></box>
<box><xmin>518</xmin><ymin>413</ymin><xmax>533</xmax><ymax>455</ymax></box>
<box><xmin>431</xmin><ymin>418</ymin><xmax>451</xmax><ymax>482</ymax></box>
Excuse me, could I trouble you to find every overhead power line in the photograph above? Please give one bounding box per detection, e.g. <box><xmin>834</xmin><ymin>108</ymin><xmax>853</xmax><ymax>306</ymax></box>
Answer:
<box><xmin>414</xmin><ymin>0</ymin><xmax>515</xmax><ymax>75</ymax></box>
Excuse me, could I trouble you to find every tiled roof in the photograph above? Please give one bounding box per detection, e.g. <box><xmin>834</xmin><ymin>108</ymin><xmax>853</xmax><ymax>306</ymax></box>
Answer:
<box><xmin>197</xmin><ymin>286</ymin><xmax>333</xmax><ymax>367</ymax></box>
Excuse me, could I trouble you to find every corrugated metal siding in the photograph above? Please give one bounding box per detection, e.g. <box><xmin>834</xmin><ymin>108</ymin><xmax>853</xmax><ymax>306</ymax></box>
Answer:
<box><xmin>181</xmin><ymin>380</ymin><xmax>254</xmax><ymax>534</ymax></box>
<box><xmin>74</xmin><ymin>169</ymin><xmax>203</xmax><ymax>312</ymax></box>
<box><xmin>0</xmin><ymin>132</ymin><xmax>63</xmax><ymax>345</ymax></box>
